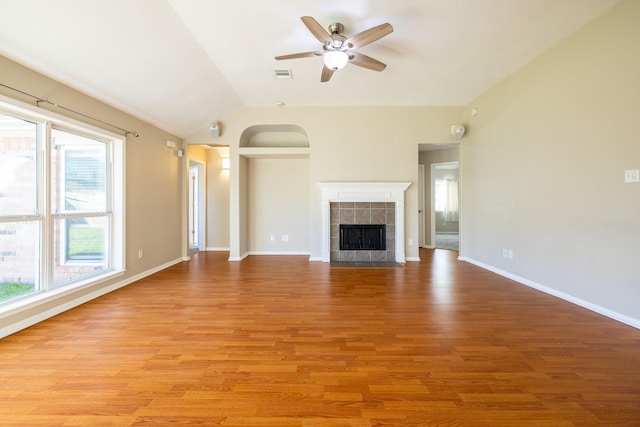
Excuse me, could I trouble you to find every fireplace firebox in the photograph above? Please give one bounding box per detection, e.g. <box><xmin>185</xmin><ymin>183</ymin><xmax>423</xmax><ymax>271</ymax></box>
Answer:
<box><xmin>339</xmin><ymin>224</ymin><xmax>386</xmax><ymax>251</ymax></box>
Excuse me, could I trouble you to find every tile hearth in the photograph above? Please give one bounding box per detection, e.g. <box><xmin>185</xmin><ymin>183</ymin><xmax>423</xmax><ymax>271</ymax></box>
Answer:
<box><xmin>330</xmin><ymin>260</ymin><xmax>403</xmax><ymax>268</ymax></box>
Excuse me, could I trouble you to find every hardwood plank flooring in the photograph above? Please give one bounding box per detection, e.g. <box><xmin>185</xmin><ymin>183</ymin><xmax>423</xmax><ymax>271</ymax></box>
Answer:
<box><xmin>1</xmin><ymin>249</ymin><xmax>639</xmax><ymax>426</ymax></box>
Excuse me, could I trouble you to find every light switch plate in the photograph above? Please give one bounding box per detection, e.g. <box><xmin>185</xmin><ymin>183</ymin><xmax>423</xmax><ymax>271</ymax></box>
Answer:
<box><xmin>624</xmin><ymin>169</ymin><xmax>640</xmax><ymax>183</ymax></box>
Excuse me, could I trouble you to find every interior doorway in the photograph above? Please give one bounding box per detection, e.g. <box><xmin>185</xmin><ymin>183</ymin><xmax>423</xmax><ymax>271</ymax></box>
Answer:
<box><xmin>418</xmin><ymin>164</ymin><xmax>426</xmax><ymax>247</ymax></box>
<box><xmin>188</xmin><ymin>160</ymin><xmax>205</xmax><ymax>252</ymax></box>
<box><xmin>418</xmin><ymin>143</ymin><xmax>461</xmax><ymax>253</ymax></box>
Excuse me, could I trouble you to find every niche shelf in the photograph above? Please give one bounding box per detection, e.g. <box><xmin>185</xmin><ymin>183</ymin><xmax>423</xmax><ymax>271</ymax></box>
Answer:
<box><xmin>239</xmin><ymin>124</ymin><xmax>309</xmax><ymax>158</ymax></box>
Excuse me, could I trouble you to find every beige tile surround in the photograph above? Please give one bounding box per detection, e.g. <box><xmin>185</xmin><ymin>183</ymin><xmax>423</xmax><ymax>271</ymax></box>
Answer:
<box><xmin>330</xmin><ymin>202</ymin><xmax>395</xmax><ymax>262</ymax></box>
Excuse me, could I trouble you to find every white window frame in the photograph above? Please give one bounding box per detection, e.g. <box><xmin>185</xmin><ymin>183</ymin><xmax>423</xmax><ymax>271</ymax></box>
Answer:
<box><xmin>54</xmin><ymin>131</ymin><xmax>110</xmax><ymax>268</ymax></box>
<box><xmin>0</xmin><ymin>94</ymin><xmax>125</xmax><ymax>314</ymax></box>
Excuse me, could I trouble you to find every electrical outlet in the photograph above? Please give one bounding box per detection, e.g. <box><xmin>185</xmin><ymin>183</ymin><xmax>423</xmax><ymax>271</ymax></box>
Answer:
<box><xmin>138</xmin><ymin>249</ymin><xmax>144</xmax><ymax>259</ymax></box>
<box><xmin>270</xmin><ymin>234</ymin><xmax>275</xmax><ymax>241</ymax></box>
<box><xmin>282</xmin><ymin>235</ymin><xmax>288</xmax><ymax>242</ymax></box>
<box><xmin>408</xmin><ymin>239</ymin><xmax>413</xmax><ymax>246</ymax></box>
<box><xmin>503</xmin><ymin>249</ymin><xmax>508</xmax><ymax>258</ymax></box>
<box><xmin>508</xmin><ymin>249</ymin><xmax>513</xmax><ymax>259</ymax></box>
<box><xmin>624</xmin><ymin>169</ymin><xmax>640</xmax><ymax>183</ymax></box>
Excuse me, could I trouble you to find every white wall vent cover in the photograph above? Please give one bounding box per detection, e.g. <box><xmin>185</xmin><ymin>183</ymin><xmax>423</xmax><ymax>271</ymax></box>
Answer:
<box><xmin>274</xmin><ymin>69</ymin><xmax>292</xmax><ymax>79</ymax></box>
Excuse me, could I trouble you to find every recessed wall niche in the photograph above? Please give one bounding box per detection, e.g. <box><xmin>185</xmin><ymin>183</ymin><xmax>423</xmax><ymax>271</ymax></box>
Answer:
<box><xmin>231</xmin><ymin>124</ymin><xmax>311</xmax><ymax>260</ymax></box>
<box><xmin>239</xmin><ymin>124</ymin><xmax>309</xmax><ymax>148</ymax></box>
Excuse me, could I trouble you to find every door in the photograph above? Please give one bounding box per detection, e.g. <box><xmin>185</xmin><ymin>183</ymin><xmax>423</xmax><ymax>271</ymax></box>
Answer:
<box><xmin>188</xmin><ymin>161</ymin><xmax>205</xmax><ymax>252</ymax></box>
<box><xmin>418</xmin><ymin>164</ymin><xmax>426</xmax><ymax>247</ymax></box>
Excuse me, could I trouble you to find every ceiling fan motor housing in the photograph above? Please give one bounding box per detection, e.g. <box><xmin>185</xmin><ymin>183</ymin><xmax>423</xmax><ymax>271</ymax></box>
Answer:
<box><xmin>324</xmin><ymin>24</ymin><xmax>348</xmax><ymax>51</ymax></box>
<box><xmin>328</xmin><ymin>22</ymin><xmax>344</xmax><ymax>35</ymax></box>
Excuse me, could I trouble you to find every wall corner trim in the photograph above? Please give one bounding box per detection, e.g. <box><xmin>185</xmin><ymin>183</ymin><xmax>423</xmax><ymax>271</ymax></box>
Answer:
<box><xmin>228</xmin><ymin>252</ymin><xmax>249</xmax><ymax>262</ymax></box>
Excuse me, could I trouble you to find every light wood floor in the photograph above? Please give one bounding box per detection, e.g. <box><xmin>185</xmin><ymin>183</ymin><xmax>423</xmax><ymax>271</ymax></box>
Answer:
<box><xmin>1</xmin><ymin>249</ymin><xmax>639</xmax><ymax>426</ymax></box>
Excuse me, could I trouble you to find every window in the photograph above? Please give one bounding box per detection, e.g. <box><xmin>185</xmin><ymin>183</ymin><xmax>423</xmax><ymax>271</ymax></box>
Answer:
<box><xmin>52</xmin><ymin>129</ymin><xmax>110</xmax><ymax>286</ymax></box>
<box><xmin>434</xmin><ymin>178</ymin><xmax>459</xmax><ymax>222</ymax></box>
<box><xmin>0</xmin><ymin>113</ymin><xmax>39</xmax><ymax>302</ymax></box>
<box><xmin>0</xmin><ymin>97</ymin><xmax>124</xmax><ymax>305</ymax></box>
<box><xmin>434</xmin><ymin>179</ymin><xmax>447</xmax><ymax>213</ymax></box>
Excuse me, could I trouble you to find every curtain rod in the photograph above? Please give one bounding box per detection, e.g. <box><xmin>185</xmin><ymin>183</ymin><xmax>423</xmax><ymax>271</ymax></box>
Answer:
<box><xmin>0</xmin><ymin>82</ymin><xmax>139</xmax><ymax>138</ymax></box>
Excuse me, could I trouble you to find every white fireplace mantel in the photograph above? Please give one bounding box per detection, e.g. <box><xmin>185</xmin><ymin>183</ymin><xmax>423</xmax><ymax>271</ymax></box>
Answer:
<box><xmin>318</xmin><ymin>182</ymin><xmax>411</xmax><ymax>262</ymax></box>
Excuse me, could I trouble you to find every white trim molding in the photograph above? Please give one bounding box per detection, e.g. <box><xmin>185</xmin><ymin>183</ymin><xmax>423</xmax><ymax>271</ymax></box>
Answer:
<box><xmin>228</xmin><ymin>252</ymin><xmax>249</xmax><ymax>262</ymax></box>
<box><xmin>0</xmin><ymin>257</ymin><xmax>185</xmax><ymax>339</ymax></box>
<box><xmin>318</xmin><ymin>182</ymin><xmax>411</xmax><ymax>263</ymax></box>
<box><xmin>460</xmin><ymin>256</ymin><xmax>640</xmax><ymax>330</ymax></box>
<box><xmin>247</xmin><ymin>251</ymin><xmax>310</xmax><ymax>256</ymax></box>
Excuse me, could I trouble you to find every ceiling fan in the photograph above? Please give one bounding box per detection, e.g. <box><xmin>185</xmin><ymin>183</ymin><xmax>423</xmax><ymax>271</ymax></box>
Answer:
<box><xmin>275</xmin><ymin>16</ymin><xmax>393</xmax><ymax>82</ymax></box>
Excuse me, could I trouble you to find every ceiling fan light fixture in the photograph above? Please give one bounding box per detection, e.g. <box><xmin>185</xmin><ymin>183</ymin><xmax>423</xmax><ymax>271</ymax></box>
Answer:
<box><xmin>323</xmin><ymin>50</ymin><xmax>348</xmax><ymax>70</ymax></box>
<box><xmin>275</xmin><ymin>16</ymin><xmax>393</xmax><ymax>82</ymax></box>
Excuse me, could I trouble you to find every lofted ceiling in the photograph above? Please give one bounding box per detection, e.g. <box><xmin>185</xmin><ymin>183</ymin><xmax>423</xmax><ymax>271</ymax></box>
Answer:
<box><xmin>0</xmin><ymin>0</ymin><xmax>619</xmax><ymax>138</ymax></box>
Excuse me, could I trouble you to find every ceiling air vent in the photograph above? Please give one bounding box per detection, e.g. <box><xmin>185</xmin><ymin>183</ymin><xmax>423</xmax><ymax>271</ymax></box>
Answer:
<box><xmin>274</xmin><ymin>69</ymin><xmax>292</xmax><ymax>79</ymax></box>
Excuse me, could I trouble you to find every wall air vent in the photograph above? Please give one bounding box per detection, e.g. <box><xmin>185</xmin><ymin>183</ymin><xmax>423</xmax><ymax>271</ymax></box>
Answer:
<box><xmin>274</xmin><ymin>69</ymin><xmax>293</xmax><ymax>79</ymax></box>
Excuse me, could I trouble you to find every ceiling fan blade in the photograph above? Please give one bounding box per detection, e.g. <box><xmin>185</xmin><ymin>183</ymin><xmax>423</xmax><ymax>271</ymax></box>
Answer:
<box><xmin>321</xmin><ymin>65</ymin><xmax>334</xmax><ymax>82</ymax></box>
<box><xmin>348</xmin><ymin>52</ymin><xmax>386</xmax><ymax>71</ymax></box>
<box><xmin>346</xmin><ymin>23</ymin><xmax>393</xmax><ymax>49</ymax></box>
<box><xmin>301</xmin><ymin>16</ymin><xmax>332</xmax><ymax>45</ymax></box>
<box><xmin>275</xmin><ymin>51</ymin><xmax>321</xmax><ymax>60</ymax></box>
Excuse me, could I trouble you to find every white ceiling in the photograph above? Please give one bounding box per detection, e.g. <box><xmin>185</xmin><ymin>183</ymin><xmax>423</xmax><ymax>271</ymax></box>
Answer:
<box><xmin>0</xmin><ymin>0</ymin><xmax>619</xmax><ymax>138</ymax></box>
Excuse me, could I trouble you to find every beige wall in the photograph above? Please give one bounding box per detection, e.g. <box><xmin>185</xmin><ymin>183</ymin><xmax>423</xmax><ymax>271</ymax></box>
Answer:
<box><xmin>185</xmin><ymin>106</ymin><xmax>464</xmax><ymax>260</ymax></box>
<box><xmin>248</xmin><ymin>158</ymin><xmax>309</xmax><ymax>253</ymax></box>
<box><xmin>205</xmin><ymin>147</ymin><xmax>230</xmax><ymax>250</ymax></box>
<box><xmin>462</xmin><ymin>0</ymin><xmax>640</xmax><ymax>323</ymax></box>
<box><xmin>0</xmin><ymin>55</ymin><xmax>184</xmax><ymax>335</ymax></box>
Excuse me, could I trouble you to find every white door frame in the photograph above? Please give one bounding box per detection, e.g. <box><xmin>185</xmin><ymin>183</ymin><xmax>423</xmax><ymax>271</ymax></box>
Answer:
<box><xmin>418</xmin><ymin>164</ymin><xmax>426</xmax><ymax>247</ymax></box>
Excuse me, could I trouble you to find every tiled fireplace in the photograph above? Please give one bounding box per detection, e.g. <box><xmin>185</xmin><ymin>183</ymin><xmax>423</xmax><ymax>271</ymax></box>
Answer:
<box><xmin>319</xmin><ymin>182</ymin><xmax>411</xmax><ymax>263</ymax></box>
<box><xmin>330</xmin><ymin>202</ymin><xmax>395</xmax><ymax>261</ymax></box>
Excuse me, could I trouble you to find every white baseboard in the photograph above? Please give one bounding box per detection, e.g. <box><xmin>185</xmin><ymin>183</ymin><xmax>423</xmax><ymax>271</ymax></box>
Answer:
<box><xmin>0</xmin><ymin>257</ymin><xmax>185</xmax><ymax>339</ymax></box>
<box><xmin>247</xmin><ymin>251</ymin><xmax>311</xmax><ymax>256</ymax></box>
<box><xmin>460</xmin><ymin>257</ymin><xmax>640</xmax><ymax>330</ymax></box>
<box><xmin>308</xmin><ymin>256</ymin><xmax>323</xmax><ymax>262</ymax></box>
<box><xmin>206</xmin><ymin>247</ymin><xmax>230</xmax><ymax>251</ymax></box>
<box><xmin>405</xmin><ymin>257</ymin><xmax>421</xmax><ymax>262</ymax></box>
<box><xmin>229</xmin><ymin>251</ymin><xmax>311</xmax><ymax>260</ymax></box>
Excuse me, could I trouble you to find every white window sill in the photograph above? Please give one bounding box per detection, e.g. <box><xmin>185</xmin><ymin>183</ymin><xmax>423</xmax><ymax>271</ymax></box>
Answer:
<box><xmin>0</xmin><ymin>269</ymin><xmax>125</xmax><ymax>319</ymax></box>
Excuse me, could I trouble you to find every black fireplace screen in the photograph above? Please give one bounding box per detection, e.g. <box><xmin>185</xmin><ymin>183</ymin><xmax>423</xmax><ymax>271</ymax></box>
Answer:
<box><xmin>339</xmin><ymin>224</ymin><xmax>386</xmax><ymax>250</ymax></box>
